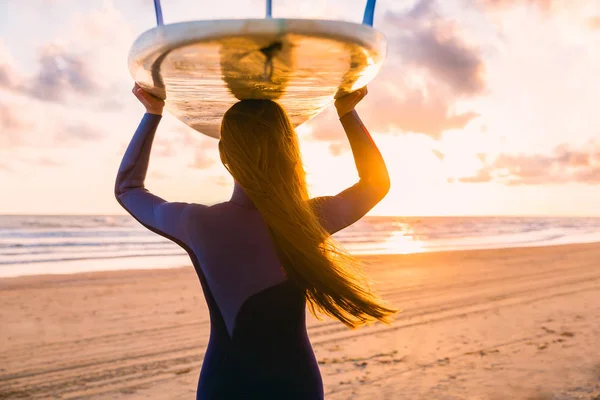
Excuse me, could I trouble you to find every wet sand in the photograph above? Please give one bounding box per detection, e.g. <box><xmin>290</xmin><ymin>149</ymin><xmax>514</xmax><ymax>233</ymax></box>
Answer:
<box><xmin>1</xmin><ymin>243</ymin><xmax>600</xmax><ymax>399</ymax></box>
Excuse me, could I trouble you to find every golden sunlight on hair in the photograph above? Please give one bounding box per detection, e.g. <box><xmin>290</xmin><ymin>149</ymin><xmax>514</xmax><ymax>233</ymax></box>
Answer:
<box><xmin>218</xmin><ymin>99</ymin><xmax>397</xmax><ymax>328</ymax></box>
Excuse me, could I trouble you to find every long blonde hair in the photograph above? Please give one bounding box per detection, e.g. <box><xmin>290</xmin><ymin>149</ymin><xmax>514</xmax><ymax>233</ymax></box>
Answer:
<box><xmin>218</xmin><ymin>99</ymin><xmax>397</xmax><ymax>328</ymax></box>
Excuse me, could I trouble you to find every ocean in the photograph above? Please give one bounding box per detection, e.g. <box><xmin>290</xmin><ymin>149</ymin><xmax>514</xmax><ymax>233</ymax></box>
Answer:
<box><xmin>2</xmin><ymin>214</ymin><xmax>600</xmax><ymax>278</ymax></box>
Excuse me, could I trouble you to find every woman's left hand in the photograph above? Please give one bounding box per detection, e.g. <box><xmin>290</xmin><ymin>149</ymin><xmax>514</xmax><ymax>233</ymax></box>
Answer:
<box><xmin>132</xmin><ymin>83</ymin><xmax>165</xmax><ymax>115</ymax></box>
<box><xmin>335</xmin><ymin>86</ymin><xmax>368</xmax><ymax>118</ymax></box>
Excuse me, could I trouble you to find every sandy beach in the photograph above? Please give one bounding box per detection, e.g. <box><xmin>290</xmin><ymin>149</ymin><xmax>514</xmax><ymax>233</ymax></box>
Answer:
<box><xmin>1</xmin><ymin>243</ymin><xmax>600</xmax><ymax>399</ymax></box>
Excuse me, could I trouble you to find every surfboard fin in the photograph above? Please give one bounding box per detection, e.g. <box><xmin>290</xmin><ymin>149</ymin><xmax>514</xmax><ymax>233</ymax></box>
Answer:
<box><xmin>153</xmin><ymin>0</ymin><xmax>164</xmax><ymax>26</ymax></box>
<box><xmin>153</xmin><ymin>0</ymin><xmax>374</xmax><ymax>27</ymax></box>
<box><xmin>266</xmin><ymin>0</ymin><xmax>272</xmax><ymax>18</ymax></box>
<box><xmin>362</xmin><ymin>0</ymin><xmax>376</xmax><ymax>26</ymax></box>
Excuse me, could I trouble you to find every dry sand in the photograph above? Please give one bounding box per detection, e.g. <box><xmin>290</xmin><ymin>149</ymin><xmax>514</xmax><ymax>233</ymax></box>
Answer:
<box><xmin>1</xmin><ymin>243</ymin><xmax>600</xmax><ymax>399</ymax></box>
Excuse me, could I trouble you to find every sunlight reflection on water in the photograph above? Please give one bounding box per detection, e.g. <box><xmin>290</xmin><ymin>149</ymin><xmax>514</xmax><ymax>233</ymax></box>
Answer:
<box><xmin>363</xmin><ymin>225</ymin><xmax>425</xmax><ymax>255</ymax></box>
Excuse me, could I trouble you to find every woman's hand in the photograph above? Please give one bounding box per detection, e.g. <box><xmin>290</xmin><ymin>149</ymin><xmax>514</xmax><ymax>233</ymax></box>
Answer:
<box><xmin>132</xmin><ymin>83</ymin><xmax>165</xmax><ymax>115</ymax></box>
<box><xmin>335</xmin><ymin>86</ymin><xmax>368</xmax><ymax>118</ymax></box>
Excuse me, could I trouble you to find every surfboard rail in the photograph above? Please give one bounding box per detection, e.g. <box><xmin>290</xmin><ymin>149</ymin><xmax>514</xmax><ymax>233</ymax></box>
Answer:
<box><xmin>130</xmin><ymin>18</ymin><xmax>386</xmax><ymax>70</ymax></box>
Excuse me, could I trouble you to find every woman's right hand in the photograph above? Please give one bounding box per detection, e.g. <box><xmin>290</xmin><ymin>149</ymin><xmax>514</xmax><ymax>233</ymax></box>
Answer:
<box><xmin>132</xmin><ymin>83</ymin><xmax>165</xmax><ymax>115</ymax></box>
<box><xmin>335</xmin><ymin>86</ymin><xmax>368</xmax><ymax>118</ymax></box>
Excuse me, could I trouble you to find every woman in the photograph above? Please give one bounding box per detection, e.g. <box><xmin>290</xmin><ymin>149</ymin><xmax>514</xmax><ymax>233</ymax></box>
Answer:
<box><xmin>115</xmin><ymin>83</ymin><xmax>397</xmax><ymax>399</ymax></box>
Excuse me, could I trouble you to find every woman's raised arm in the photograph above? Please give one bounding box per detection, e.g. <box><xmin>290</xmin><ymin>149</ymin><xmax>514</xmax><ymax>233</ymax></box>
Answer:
<box><xmin>114</xmin><ymin>85</ymin><xmax>191</xmax><ymax>245</ymax></box>
<box><xmin>310</xmin><ymin>87</ymin><xmax>390</xmax><ymax>234</ymax></box>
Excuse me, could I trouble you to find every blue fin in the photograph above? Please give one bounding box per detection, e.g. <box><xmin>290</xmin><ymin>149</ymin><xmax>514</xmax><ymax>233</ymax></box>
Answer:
<box><xmin>266</xmin><ymin>0</ymin><xmax>272</xmax><ymax>18</ymax></box>
<box><xmin>153</xmin><ymin>0</ymin><xmax>164</xmax><ymax>26</ymax></box>
<box><xmin>362</xmin><ymin>0</ymin><xmax>376</xmax><ymax>26</ymax></box>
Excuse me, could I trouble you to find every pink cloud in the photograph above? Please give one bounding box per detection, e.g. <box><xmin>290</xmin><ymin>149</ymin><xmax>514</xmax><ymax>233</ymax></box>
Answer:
<box><xmin>27</xmin><ymin>44</ymin><xmax>99</xmax><ymax>102</ymax></box>
<box><xmin>457</xmin><ymin>169</ymin><xmax>492</xmax><ymax>183</ymax></box>
<box><xmin>479</xmin><ymin>0</ymin><xmax>552</xmax><ymax>12</ymax></box>
<box><xmin>153</xmin><ymin>138</ymin><xmax>177</xmax><ymax>158</ymax></box>
<box><xmin>458</xmin><ymin>144</ymin><xmax>600</xmax><ymax>185</ymax></box>
<box><xmin>189</xmin><ymin>147</ymin><xmax>216</xmax><ymax>169</ymax></box>
<box><xmin>328</xmin><ymin>142</ymin><xmax>349</xmax><ymax>156</ymax></box>
<box><xmin>432</xmin><ymin>149</ymin><xmax>445</xmax><ymax>160</ymax></box>
<box><xmin>150</xmin><ymin>171</ymin><xmax>168</xmax><ymax>179</ymax></box>
<box><xmin>360</xmin><ymin>82</ymin><xmax>480</xmax><ymax>138</ymax></box>
<box><xmin>54</xmin><ymin>123</ymin><xmax>103</xmax><ymax>145</ymax></box>
<box><xmin>307</xmin><ymin>0</ymin><xmax>484</xmax><ymax>152</ymax></box>
<box><xmin>383</xmin><ymin>8</ymin><xmax>486</xmax><ymax>96</ymax></box>
<box><xmin>36</xmin><ymin>157</ymin><xmax>62</xmax><ymax>167</ymax></box>
<box><xmin>214</xmin><ymin>175</ymin><xmax>231</xmax><ymax>187</ymax></box>
<box><xmin>0</xmin><ymin>41</ymin><xmax>19</xmax><ymax>90</ymax></box>
<box><xmin>0</xmin><ymin>102</ymin><xmax>30</xmax><ymax>148</ymax></box>
<box><xmin>588</xmin><ymin>16</ymin><xmax>600</xmax><ymax>30</ymax></box>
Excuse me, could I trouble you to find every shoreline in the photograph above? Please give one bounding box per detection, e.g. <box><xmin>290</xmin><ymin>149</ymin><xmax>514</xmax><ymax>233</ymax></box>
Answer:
<box><xmin>3</xmin><ymin>240</ymin><xmax>600</xmax><ymax>280</ymax></box>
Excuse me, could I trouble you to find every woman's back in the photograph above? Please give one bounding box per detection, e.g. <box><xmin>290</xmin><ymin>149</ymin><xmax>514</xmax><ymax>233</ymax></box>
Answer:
<box><xmin>189</xmin><ymin>197</ymin><xmax>319</xmax><ymax>399</ymax></box>
<box><xmin>184</xmin><ymin>185</ymin><xmax>331</xmax><ymax>399</ymax></box>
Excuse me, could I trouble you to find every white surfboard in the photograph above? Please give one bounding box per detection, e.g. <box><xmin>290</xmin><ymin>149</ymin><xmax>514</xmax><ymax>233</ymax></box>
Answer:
<box><xmin>128</xmin><ymin>18</ymin><xmax>387</xmax><ymax>138</ymax></box>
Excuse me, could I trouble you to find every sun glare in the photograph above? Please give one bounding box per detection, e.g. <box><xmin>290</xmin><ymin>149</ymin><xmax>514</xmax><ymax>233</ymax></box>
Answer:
<box><xmin>378</xmin><ymin>228</ymin><xmax>425</xmax><ymax>254</ymax></box>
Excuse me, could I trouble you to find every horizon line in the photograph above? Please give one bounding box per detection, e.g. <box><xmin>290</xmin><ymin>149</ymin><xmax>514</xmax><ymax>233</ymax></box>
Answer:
<box><xmin>2</xmin><ymin>213</ymin><xmax>600</xmax><ymax>218</ymax></box>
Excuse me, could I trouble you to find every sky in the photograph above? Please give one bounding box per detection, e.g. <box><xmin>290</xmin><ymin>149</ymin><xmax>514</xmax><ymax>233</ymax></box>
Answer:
<box><xmin>0</xmin><ymin>0</ymin><xmax>599</xmax><ymax>216</ymax></box>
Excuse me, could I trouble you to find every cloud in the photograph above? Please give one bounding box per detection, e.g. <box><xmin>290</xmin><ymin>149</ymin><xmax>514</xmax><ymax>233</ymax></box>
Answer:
<box><xmin>98</xmin><ymin>98</ymin><xmax>127</xmax><ymax>111</ymax></box>
<box><xmin>361</xmin><ymin>82</ymin><xmax>480</xmax><ymax>138</ymax></box>
<box><xmin>54</xmin><ymin>123</ymin><xmax>103</xmax><ymax>145</ymax></box>
<box><xmin>214</xmin><ymin>175</ymin><xmax>231</xmax><ymax>187</ymax></box>
<box><xmin>478</xmin><ymin>0</ymin><xmax>552</xmax><ymax>12</ymax></box>
<box><xmin>307</xmin><ymin>0</ymin><xmax>484</xmax><ymax>146</ymax></box>
<box><xmin>308</xmin><ymin>77</ymin><xmax>480</xmax><ymax>149</ymax></box>
<box><xmin>0</xmin><ymin>102</ymin><xmax>26</xmax><ymax>131</ymax></box>
<box><xmin>151</xmin><ymin>119</ymin><xmax>219</xmax><ymax>166</ymax></box>
<box><xmin>588</xmin><ymin>16</ymin><xmax>600</xmax><ymax>30</ymax></box>
<box><xmin>157</xmin><ymin>121</ymin><xmax>207</xmax><ymax>155</ymax></box>
<box><xmin>307</xmin><ymin>107</ymin><xmax>347</xmax><ymax>143</ymax></box>
<box><xmin>0</xmin><ymin>40</ymin><xmax>19</xmax><ymax>90</ymax></box>
<box><xmin>189</xmin><ymin>147</ymin><xmax>217</xmax><ymax>169</ymax></box>
<box><xmin>35</xmin><ymin>157</ymin><xmax>62</xmax><ymax>167</ymax></box>
<box><xmin>1</xmin><ymin>2</ymin><xmax>132</xmax><ymax>106</ymax></box>
<box><xmin>384</xmin><ymin>6</ymin><xmax>486</xmax><ymax>96</ymax></box>
<box><xmin>396</xmin><ymin>30</ymin><xmax>484</xmax><ymax>95</ymax></box>
<box><xmin>0</xmin><ymin>65</ymin><xmax>14</xmax><ymax>89</ymax></box>
<box><xmin>150</xmin><ymin>171</ymin><xmax>168</xmax><ymax>179</ymax></box>
<box><xmin>457</xmin><ymin>144</ymin><xmax>600</xmax><ymax>185</ymax></box>
<box><xmin>0</xmin><ymin>39</ymin><xmax>105</xmax><ymax>150</ymax></box>
<box><xmin>154</xmin><ymin>139</ymin><xmax>177</xmax><ymax>158</ymax></box>
<box><xmin>1</xmin><ymin>99</ymin><xmax>106</xmax><ymax>150</ymax></box>
<box><xmin>24</xmin><ymin>44</ymin><xmax>99</xmax><ymax>102</ymax></box>
<box><xmin>553</xmin><ymin>144</ymin><xmax>592</xmax><ymax>167</ymax></box>
<box><xmin>0</xmin><ymin>162</ymin><xmax>12</xmax><ymax>172</ymax></box>
<box><xmin>0</xmin><ymin>102</ymin><xmax>30</xmax><ymax>148</ymax></box>
<box><xmin>432</xmin><ymin>149</ymin><xmax>445</xmax><ymax>160</ymax></box>
<box><xmin>1</xmin><ymin>43</ymin><xmax>100</xmax><ymax>103</ymax></box>
<box><xmin>328</xmin><ymin>141</ymin><xmax>349</xmax><ymax>156</ymax></box>
<box><xmin>456</xmin><ymin>168</ymin><xmax>492</xmax><ymax>183</ymax></box>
